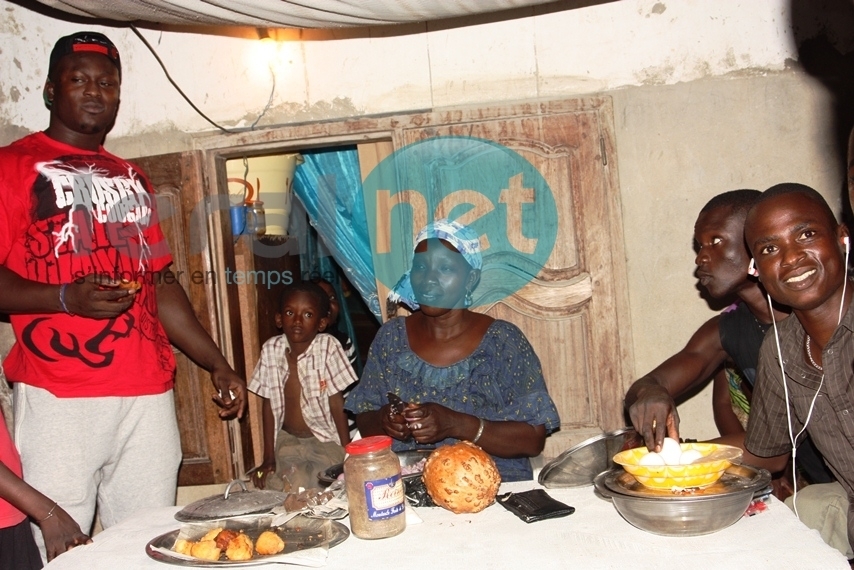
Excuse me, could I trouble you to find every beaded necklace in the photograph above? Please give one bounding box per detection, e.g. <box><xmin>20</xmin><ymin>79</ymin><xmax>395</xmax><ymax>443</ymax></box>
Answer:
<box><xmin>804</xmin><ymin>334</ymin><xmax>823</xmax><ymax>371</ymax></box>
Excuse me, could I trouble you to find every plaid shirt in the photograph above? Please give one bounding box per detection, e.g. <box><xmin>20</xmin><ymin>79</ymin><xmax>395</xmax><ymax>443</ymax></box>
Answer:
<box><xmin>249</xmin><ymin>333</ymin><xmax>357</xmax><ymax>445</ymax></box>
<box><xmin>746</xmin><ymin>304</ymin><xmax>854</xmax><ymax>548</ymax></box>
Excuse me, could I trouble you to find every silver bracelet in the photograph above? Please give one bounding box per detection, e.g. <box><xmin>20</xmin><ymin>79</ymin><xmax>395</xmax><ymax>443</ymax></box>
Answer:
<box><xmin>472</xmin><ymin>417</ymin><xmax>486</xmax><ymax>444</ymax></box>
<box><xmin>59</xmin><ymin>283</ymin><xmax>75</xmax><ymax>316</ymax></box>
<box><xmin>39</xmin><ymin>501</ymin><xmax>58</xmax><ymax>523</ymax></box>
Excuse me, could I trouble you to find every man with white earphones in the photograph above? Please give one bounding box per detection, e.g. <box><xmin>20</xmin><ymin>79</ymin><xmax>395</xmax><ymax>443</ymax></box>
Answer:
<box><xmin>743</xmin><ymin>183</ymin><xmax>854</xmax><ymax>560</ymax></box>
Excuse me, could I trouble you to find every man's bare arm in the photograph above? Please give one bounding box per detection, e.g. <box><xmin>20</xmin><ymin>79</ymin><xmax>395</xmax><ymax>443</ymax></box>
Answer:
<box><xmin>626</xmin><ymin>315</ymin><xmax>729</xmax><ymax>451</ymax></box>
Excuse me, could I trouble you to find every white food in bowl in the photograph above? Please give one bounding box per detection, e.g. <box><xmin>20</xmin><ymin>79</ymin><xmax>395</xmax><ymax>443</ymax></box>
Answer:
<box><xmin>638</xmin><ymin>438</ymin><xmax>708</xmax><ymax>467</ymax></box>
<box><xmin>679</xmin><ymin>449</ymin><xmax>704</xmax><ymax>464</ymax></box>
<box><xmin>658</xmin><ymin>437</ymin><xmax>683</xmax><ymax>465</ymax></box>
<box><xmin>638</xmin><ymin>451</ymin><xmax>665</xmax><ymax>466</ymax></box>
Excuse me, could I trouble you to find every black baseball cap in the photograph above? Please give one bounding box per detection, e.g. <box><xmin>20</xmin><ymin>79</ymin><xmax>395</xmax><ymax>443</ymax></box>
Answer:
<box><xmin>48</xmin><ymin>31</ymin><xmax>121</xmax><ymax>80</ymax></box>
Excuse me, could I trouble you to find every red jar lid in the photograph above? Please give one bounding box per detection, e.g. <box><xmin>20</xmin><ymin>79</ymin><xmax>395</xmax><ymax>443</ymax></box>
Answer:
<box><xmin>346</xmin><ymin>435</ymin><xmax>393</xmax><ymax>455</ymax></box>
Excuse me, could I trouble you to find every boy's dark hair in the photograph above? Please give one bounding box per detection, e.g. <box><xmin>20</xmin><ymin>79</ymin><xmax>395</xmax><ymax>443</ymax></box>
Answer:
<box><xmin>278</xmin><ymin>281</ymin><xmax>330</xmax><ymax>317</ymax></box>
<box><xmin>755</xmin><ymin>183</ymin><xmax>838</xmax><ymax>225</ymax></box>
<box><xmin>700</xmin><ymin>189</ymin><xmax>761</xmax><ymax>219</ymax></box>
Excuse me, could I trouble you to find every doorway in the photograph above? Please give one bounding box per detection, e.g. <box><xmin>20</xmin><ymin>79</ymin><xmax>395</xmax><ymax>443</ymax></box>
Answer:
<box><xmin>189</xmin><ymin>95</ymin><xmax>632</xmax><ymax>476</ymax></box>
<box><xmin>225</xmin><ymin>144</ymin><xmax>384</xmax><ymax>469</ymax></box>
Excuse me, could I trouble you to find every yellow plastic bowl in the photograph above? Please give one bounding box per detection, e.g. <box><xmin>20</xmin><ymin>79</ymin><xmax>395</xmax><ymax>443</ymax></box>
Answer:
<box><xmin>612</xmin><ymin>443</ymin><xmax>742</xmax><ymax>490</ymax></box>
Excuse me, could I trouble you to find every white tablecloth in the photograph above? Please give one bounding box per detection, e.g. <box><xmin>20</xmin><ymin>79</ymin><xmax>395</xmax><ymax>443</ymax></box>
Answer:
<box><xmin>44</xmin><ymin>481</ymin><xmax>848</xmax><ymax>570</ymax></box>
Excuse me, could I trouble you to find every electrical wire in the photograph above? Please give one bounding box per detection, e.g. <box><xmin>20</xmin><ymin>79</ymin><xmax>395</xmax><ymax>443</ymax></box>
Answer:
<box><xmin>129</xmin><ymin>25</ymin><xmax>275</xmax><ymax>134</ymax></box>
<box><xmin>251</xmin><ymin>64</ymin><xmax>276</xmax><ymax>130</ymax></box>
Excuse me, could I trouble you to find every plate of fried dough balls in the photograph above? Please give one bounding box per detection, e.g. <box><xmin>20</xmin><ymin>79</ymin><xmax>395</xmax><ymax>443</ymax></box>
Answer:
<box><xmin>145</xmin><ymin>514</ymin><xmax>349</xmax><ymax>566</ymax></box>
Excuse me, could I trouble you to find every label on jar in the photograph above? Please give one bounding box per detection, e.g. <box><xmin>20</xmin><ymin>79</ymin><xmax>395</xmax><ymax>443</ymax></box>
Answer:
<box><xmin>363</xmin><ymin>474</ymin><xmax>405</xmax><ymax>520</ymax></box>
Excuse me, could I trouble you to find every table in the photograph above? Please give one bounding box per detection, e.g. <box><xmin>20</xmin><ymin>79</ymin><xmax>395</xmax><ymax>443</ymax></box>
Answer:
<box><xmin>45</xmin><ymin>481</ymin><xmax>848</xmax><ymax>569</ymax></box>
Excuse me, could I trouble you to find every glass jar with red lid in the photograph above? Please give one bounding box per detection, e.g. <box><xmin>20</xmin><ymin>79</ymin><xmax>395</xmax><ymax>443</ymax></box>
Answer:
<box><xmin>344</xmin><ymin>435</ymin><xmax>406</xmax><ymax>539</ymax></box>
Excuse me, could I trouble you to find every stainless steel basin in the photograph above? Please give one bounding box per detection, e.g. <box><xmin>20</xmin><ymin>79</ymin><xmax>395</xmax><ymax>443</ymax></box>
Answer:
<box><xmin>593</xmin><ymin>464</ymin><xmax>772</xmax><ymax>537</ymax></box>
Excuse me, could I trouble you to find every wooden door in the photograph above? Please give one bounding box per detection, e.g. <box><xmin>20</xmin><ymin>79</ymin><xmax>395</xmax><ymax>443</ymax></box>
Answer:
<box><xmin>380</xmin><ymin>98</ymin><xmax>633</xmax><ymax>457</ymax></box>
<box><xmin>132</xmin><ymin>151</ymin><xmax>240</xmax><ymax>485</ymax></box>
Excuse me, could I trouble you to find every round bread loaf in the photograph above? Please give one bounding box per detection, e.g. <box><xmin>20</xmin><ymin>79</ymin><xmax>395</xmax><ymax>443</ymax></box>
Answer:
<box><xmin>422</xmin><ymin>441</ymin><xmax>501</xmax><ymax>513</ymax></box>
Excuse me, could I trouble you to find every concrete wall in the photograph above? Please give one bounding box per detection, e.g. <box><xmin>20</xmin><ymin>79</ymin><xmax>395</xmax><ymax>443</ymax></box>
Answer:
<box><xmin>1</xmin><ymin>0</ymin><xmax>853</xmax><ymax>441</ymax></box>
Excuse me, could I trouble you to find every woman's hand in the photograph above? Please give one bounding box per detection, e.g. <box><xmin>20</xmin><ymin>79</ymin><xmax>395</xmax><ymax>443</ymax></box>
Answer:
<box><xmin>249</xmin><ymin>460</ymin><xmax>276</xmax><ymax>490</ymax></box>
<box><xmin>402</xmin><ymin>402</ymin><xmax>458</xmax><ymax>444</ymax></box>
<box><xmin>41</xmin><ymin>505</ymin><xmax>91</xmax><ymax>561</ymax></box>
<box><xmin>380</xmin><ymin>403</ymin><xmax>413</xmax><ymax>441</ymax></box>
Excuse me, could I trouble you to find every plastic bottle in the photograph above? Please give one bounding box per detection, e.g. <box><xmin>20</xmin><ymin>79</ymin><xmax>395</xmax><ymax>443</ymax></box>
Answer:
<box><xmin>344</xmin><ymin>435</ymin><xmax>406</xmax><ymax>539</ymax></box>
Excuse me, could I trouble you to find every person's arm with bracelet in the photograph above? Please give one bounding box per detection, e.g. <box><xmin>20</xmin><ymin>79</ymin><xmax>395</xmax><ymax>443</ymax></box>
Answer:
<box><xmin>358</xmin><ymin>405</ymin><xmax>546</xmax><ymax>458</ymax></box>
<box><xmin>0</xmin><ymin>265</ymin><xmax>134</xmax><ymax>318</ymax></box>
<box><xmin>407</xmin><ymin>405</ymin><xmax>546</xmax><ymax>458</ymax></box>
<box><xmin>0</xmin><ymin>462</ymin><xmax>90</xmax><ymax>561</ymax></box>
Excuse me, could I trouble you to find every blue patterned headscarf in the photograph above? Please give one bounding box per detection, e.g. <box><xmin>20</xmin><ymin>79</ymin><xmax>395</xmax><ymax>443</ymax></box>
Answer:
<box><xmin>388</xmin><ymin>219</ymin><xmax>482</xmax><ymax>310</ymax></box>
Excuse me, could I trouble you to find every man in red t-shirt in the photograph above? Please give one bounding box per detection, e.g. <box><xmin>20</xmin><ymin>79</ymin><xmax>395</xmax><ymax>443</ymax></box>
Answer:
<box><xmin>0</xmin><ymin>31</ymin><xmax>246</xmax><ymax>559</ymax></box>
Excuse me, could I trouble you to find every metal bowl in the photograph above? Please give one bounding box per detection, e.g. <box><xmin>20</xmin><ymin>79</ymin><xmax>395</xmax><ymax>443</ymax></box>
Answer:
<box><xmin>593</xmin><ymin>464</ymin><xmax>771</xmax><ymax>537</ymax></box>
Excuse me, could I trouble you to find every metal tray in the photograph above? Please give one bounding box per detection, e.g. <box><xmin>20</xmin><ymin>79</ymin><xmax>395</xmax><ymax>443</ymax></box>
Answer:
<box><xmin>145</xmin><ymin>514</ymin><xmax>349</xmax><ymax>567</ymax></box>
<box><xmin>318</xmin><ymin>448</ymin><xmax>433</xmax><ymax>485</ymax></box>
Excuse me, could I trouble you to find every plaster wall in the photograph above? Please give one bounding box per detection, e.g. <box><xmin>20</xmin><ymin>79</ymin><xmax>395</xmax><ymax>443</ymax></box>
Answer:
<box><xmin>0</xmin><ymin>0</ymin><xmax>851</xmax><ymax>441</ymax></box>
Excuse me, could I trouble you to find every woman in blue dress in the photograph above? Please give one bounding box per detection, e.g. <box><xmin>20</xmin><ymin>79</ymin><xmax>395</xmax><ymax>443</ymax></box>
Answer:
<box><xmin>345</xmin><ymin>220</ymin><xmax>560</xmax><ymax>482</ymax></box>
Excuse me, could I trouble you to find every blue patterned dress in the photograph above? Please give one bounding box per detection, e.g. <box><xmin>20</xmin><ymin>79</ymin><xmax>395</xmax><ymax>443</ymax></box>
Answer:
<box><xmin>345</xmin><ymin>317</ymin><xmax>560</xmax><ymax>481</ymax></box>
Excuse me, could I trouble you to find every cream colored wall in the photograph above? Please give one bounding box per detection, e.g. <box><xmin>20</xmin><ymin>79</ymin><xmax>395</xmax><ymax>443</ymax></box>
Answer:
<box><xmin>0</xmin><ymin>0</ymin><xmax>851</xmax><ymax>442</ymax></box>
<box><xmin>0</xmin><ymin>0</ymin><xmax>806</xmax><ymax>142</ymax></box>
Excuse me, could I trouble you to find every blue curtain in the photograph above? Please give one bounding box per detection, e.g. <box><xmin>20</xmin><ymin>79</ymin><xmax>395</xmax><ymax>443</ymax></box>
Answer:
<box><xmin>292</xmin><ymin>146</ymin><xmax>381</xmax><ymax>321</ymax></box>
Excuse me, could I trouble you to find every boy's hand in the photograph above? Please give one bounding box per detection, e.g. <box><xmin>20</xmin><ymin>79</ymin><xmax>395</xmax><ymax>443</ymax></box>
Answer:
<box><xmin>249</xmin><ymin>460</ymin><xmax>276</xmax><ymax>490</ymax></box>
<box><xmin>628</xmin><ymin>384</ymin><xmax>679</xmax><ymax>452</ymax></box>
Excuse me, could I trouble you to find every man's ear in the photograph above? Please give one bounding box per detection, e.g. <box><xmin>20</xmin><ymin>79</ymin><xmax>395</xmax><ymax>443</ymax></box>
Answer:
<box><xmin>837</xmin><ymin>224</ymin><xmax>850</xmax><ymax>254</ymax></box>
<box><xmin>43</xmin><ymin>80</ymin><xmax>54</xmax><ymax>109</ymax></box>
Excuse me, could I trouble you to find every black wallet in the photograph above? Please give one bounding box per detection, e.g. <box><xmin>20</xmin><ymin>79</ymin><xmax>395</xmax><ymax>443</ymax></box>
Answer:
<box><xmin>497</xmin><ymin>489</ymin><xmax>575</xmax><ymax>523</ymax></box>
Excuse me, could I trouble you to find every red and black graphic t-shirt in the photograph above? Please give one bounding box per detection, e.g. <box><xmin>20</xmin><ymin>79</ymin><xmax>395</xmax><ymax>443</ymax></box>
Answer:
<box><xmin>0</xmin><ymin>132</ymin><xmax>176</xmax><ymax>397</ymax></box>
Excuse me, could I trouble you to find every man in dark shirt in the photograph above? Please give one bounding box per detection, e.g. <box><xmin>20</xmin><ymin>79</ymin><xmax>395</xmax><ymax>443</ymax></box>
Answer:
<box><xmin>625</xmin><ymin>190</ymin><xmax>788</xmax><ymax>449</ymax></box>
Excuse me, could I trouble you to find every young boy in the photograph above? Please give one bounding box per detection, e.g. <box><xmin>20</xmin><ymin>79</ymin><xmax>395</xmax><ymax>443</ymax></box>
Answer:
<box><xmin>248</xmin><ymin>281</ymin><xmax>357</xmax><ymax>491</ymax></box>
<box><xmin>743</xmin><ymin>183</ymin><xmax>854</xmax><ymax>557</ymax></box>
<box><xmin>313</xmin><ymin>278</ymin><xmax>358</xmax><ymax>370</ymax></box>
